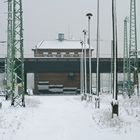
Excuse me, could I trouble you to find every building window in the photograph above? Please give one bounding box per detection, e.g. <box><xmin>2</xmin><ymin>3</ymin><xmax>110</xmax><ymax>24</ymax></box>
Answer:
<box><xmin>43</xmin><ymin>52</ymin><xmax>48</xmax><ymax>56</ymax></box>
<box><xmin>61</xmin><ymin>52</ymin><xmax>66</xmax><ymax>55</ymax></box>
<box><xmin>52</xmin><ymin>52</ymin><xmax>57</xmax><ymax>55</ymax></box>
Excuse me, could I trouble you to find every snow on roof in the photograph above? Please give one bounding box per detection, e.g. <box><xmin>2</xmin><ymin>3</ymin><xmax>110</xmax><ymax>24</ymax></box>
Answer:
<box><xmin>36</xmin><ymin>40</ymin><xmax>90</xmax><ymax>50</ymax></box>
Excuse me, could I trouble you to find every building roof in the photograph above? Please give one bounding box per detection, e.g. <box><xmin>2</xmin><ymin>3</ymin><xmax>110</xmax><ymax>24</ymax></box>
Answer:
<box><xmin>35</xmin><ymin>40</ymin><xmax>90</xmax><ymax>50</ymax></box>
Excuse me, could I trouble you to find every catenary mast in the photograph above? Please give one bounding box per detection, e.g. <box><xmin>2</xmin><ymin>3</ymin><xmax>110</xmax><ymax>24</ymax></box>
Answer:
<box><xmin>128</xmin><ymin>0</ymin><xmax>139</xmax><ymax>97</ymax></box>
<box><xmin>6</xmin><ymin>0</ymin><xmax>13</xmax><ymax>100</ymax></box>
<box><xmin>123</xmin><ymin>17</ymin><xmax>129</xmax><ymax>94</ymax></box>
<box><xmin>11</xmin><ymin>0</ymin><xmax>25</xmax><ymax>107</ymax></box>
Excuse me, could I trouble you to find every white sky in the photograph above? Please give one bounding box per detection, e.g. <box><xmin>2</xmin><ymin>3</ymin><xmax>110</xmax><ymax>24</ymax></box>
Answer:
<box><xmin>0</xmin><ymin>0</ymin><xmax>140</xmax><ymax>57</ymax></box>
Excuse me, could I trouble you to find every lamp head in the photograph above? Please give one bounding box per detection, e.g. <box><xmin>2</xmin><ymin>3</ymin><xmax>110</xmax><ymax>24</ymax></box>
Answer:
<box><xmin>83</xmin><ymin>29</ymin><xmax>87</xmax><ymax>35</ymax></box>
<box><xmin>86</xmin><ymin>13</ymin><xmax>93</xmax><ymax>19</ymax></box>
<box><xmin>80</xmin><ymin>41</ymin><xmax>83</xmax><ymax>46</ymax></box>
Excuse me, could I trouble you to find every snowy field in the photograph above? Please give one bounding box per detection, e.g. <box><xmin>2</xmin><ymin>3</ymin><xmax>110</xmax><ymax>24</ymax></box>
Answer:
<box><xmin>0</xmin><ymin>94</ymin><xmax>140</xmax><ymax>140</ymax></box>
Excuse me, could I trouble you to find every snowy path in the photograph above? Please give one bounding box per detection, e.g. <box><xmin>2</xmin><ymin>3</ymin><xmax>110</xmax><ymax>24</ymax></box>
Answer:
<box><xmin>1</xmin><ymin>95</ymin><xmax>140</xmax><ymax>140</ymax></box>
<box><xmin>15</xmin><ymin>96</ymin><xmax>95</xmax><ymax>140</ymax></box>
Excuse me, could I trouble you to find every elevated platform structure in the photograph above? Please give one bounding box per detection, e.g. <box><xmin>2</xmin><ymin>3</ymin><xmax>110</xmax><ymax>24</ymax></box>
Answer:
<box><xmin>0</xmin><ymin>57</ymin><xmax>140</xmax><ymax>94</ymax></box>
<box><xmin>0</xmin><ymin>57</ymin><xmax>134</xmax><ymax>73</ymax></box>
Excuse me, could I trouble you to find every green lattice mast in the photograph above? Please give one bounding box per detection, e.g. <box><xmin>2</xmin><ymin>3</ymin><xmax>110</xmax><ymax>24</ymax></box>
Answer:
<box><xmin>128</xmin><ymin>0</ymin><xmax>139</xmax><ymax>97</ymax></box>
<box><xmin>123</xmin><ymin>17</ymin><xmax>129</xmax><ymax>94</ymax></box>
<box><xmin>6</xmin><ymin>0</ymin><xmax>13</xmax><ymax>100</ymax></box>
<box><xmin>11</xmin><ymin>0</ymin><xmax>25</xmax><ymax>107</ymax></box>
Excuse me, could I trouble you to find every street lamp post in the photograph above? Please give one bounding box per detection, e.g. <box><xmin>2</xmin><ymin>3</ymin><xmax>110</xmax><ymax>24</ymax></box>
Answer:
<box><xmin>83</xmin><ymin>30</ymin><xmax>87</xmax><ymax>98</ymax></box>
<box><xmin>86</xmin><ymin>13</ymin><xmax>93</xmax><ymax>101</ymax></box>
<box><xmin>80</xmin><ymin>41</ymin><xmax>84</xmax><ymax>100</ymax></box>
<box><xmin>81</xmin><ymin>30</ymin><xmax>88</xmax><ymax>101</ymax></box>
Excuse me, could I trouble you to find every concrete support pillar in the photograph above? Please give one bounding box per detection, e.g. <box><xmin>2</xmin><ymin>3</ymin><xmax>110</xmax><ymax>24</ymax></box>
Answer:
<box><xmin>34</xmin><ymin>73</ymin><xmax>38</xmax><ymax>95</ymax></box>
<box><xmin>24</xmin><ymin>72</ymin><xmax>27</xmax><ymax>94</ymax></box>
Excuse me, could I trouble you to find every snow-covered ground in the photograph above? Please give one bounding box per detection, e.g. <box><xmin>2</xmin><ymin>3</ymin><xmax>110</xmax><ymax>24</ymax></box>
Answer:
<box><xmin>0</xmin><ymin>94</ymin><xmax>140</xmax><ymax>140</ymax></box>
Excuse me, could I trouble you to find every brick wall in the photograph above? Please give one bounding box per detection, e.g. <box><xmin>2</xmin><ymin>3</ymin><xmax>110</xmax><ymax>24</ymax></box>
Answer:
<box><xmin>37</xmin><ymin>73</ymin><xmax>80</xmax><ymax>88</ymax></box>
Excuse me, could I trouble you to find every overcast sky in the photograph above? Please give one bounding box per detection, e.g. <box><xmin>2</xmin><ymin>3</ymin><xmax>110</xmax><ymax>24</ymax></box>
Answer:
<box><xmin>0</xmin><ymin>0</ymin><xmax>140</xmax><ymax>57</ymax></box>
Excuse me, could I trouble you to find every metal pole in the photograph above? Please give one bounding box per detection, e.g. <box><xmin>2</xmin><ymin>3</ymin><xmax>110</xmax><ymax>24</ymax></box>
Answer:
<box><xmin>86</xmin><ymin>13</ymin><xmax>93</xmax><ymax>102</ymax></box>
<box><xmin>83</xmin><ymin>30</ymin><xmax>87</xmax><ymax>95</ymax></box>
<box><xmin>111</xmin><ymin>40</ymin><xmax>114</xmax><ymax>94</ymax></box>
<box><xmin>95</xmin><ymin>0</ymin><xmax>100</xmax><ymax>108</ymax></box>
<box><xmin>80</xmin><ymin>42</ymin><xmax>83</xmax><ymax>95</ymax></box>
<box><xmin>112</xmin><ymin>0</ymin><xmax>118</xmax><ymax>100</ymax></box>
<box><xmin>111</xmin><ymin>0</ymin><xmax>119</xmax><ymax>118</ymax></box>
<box><xmin>80</xmin><ymin>41</ymin><xmax>84</xmax><ymax>97</ymax></box>
<box><xmin>81</xmin><ymin>30</ymin><xmax>88</xmax><ymax>100</ymax></box>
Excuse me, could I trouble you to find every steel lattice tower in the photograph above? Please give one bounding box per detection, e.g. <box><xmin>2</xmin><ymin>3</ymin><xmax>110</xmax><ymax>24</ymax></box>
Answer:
<box><xmin>128</xmin><ymin>0</ymin><xmax>139</xmax><ymax>97</ymax></box>
<box><xmin>11</xmin><ymin>0</ymin><xmax>25</xmax><ymax>107</ymax></box>
<box><xmin>6</xmin><ymin>0</ymin><xmax>13</xmax><ymax>100</ymax></box>
<box><xmin>123</xmin><ymin>17</ymin><xmax>129</xmax><ymax>94</ymax></box>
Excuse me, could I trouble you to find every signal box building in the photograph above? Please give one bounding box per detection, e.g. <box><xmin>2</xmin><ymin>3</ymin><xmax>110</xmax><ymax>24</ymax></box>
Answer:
<box><xmin>32</xmin><ymin>33</ymin><xmax>93</xmax><ymax>94</ymax></box>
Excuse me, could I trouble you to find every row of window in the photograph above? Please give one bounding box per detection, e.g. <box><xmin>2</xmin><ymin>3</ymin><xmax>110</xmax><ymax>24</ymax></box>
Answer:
<box><xmin>35</xmin><ymin>53</ymin><xmax>82</xmax><ymax>58</ymax></box>
<box><xmin>43</xmin><ymin>52</ymin><xmax>81</xmax><ymax>55</ymax></box>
